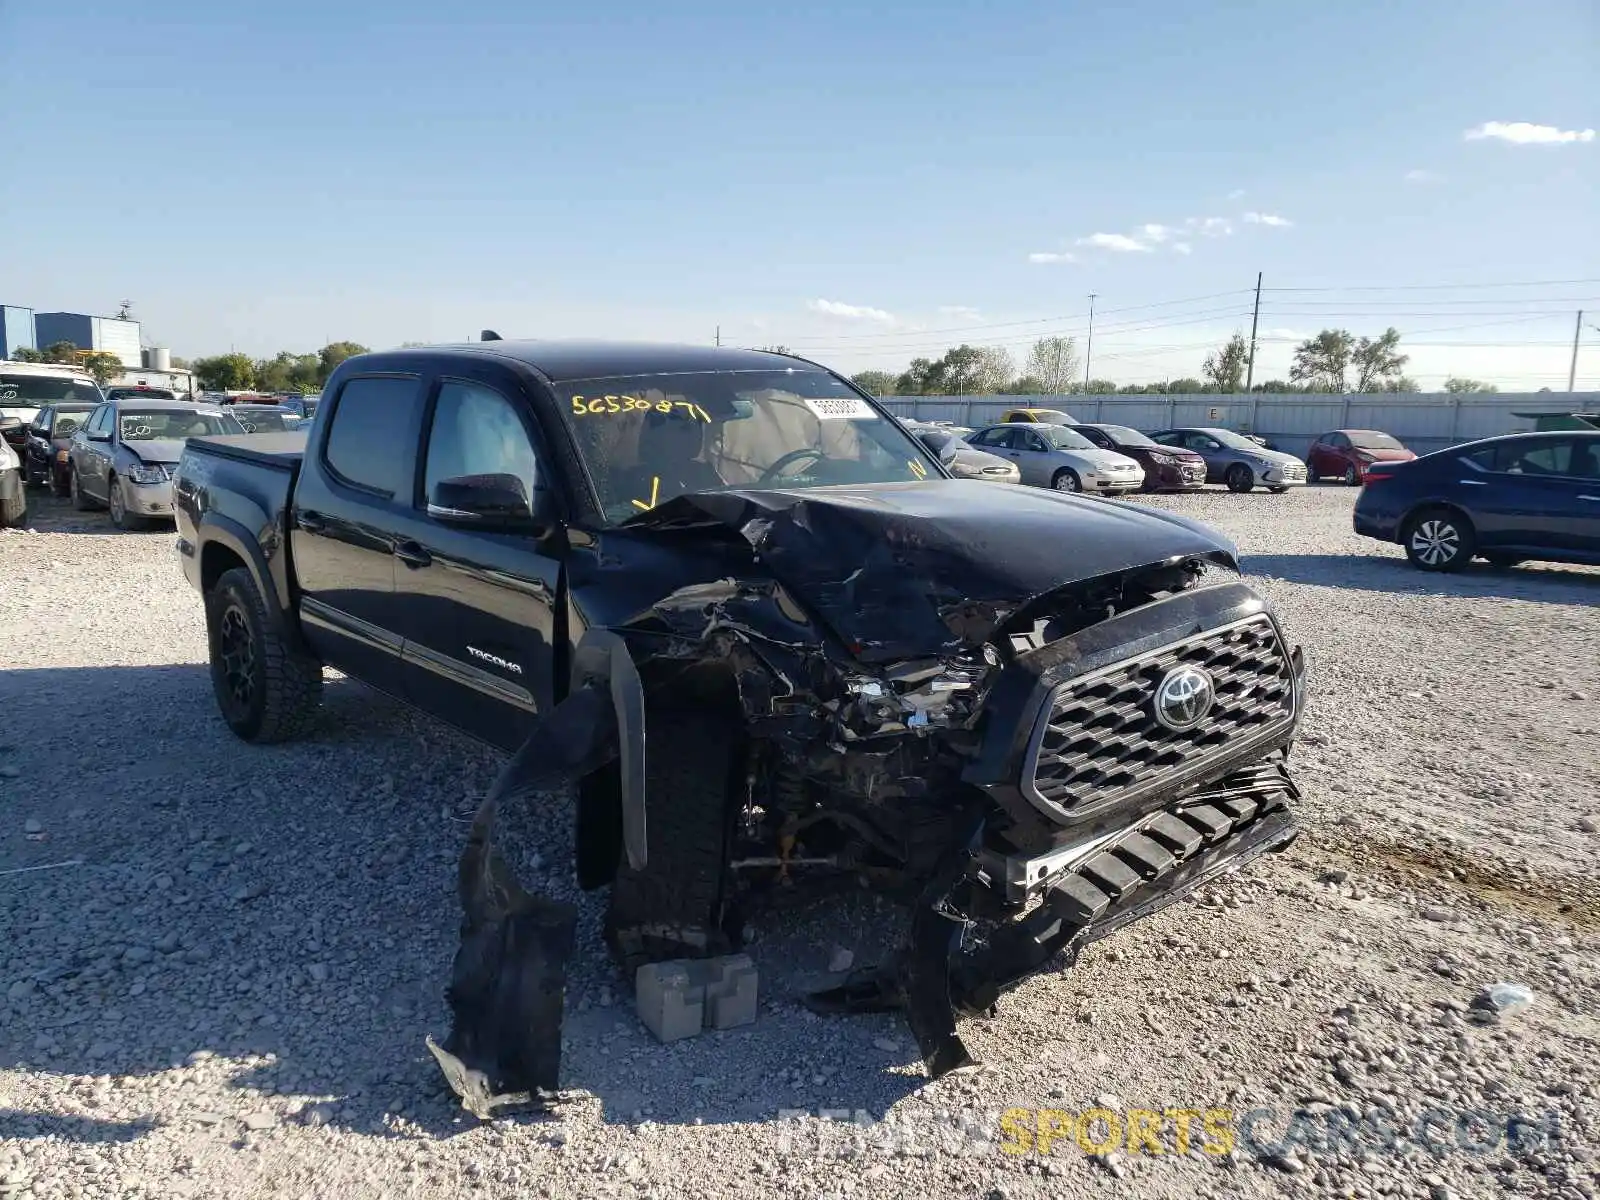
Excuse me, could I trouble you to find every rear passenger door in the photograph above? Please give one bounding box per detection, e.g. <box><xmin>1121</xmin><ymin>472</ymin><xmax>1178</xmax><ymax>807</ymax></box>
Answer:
<box><xmin>385</xmin><ymin>369</ymin><xmax>562</xmax><ymax>750</ymax></box>
<box><xmin>1458</xmin><ymin>437</ymin><xmax>1591</xmax><ymax>554</ymax></box>
<box><xmin>291</xmin><ymin>374</ymin><xmax>425</xmax><ymax>689</ymax></box>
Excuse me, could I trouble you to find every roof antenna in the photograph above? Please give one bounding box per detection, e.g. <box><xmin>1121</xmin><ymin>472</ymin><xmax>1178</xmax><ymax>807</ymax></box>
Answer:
<box><xmin>480</xmin><ymin>329</ymin><xmax>502</xmax><ymax>342</ymax></box>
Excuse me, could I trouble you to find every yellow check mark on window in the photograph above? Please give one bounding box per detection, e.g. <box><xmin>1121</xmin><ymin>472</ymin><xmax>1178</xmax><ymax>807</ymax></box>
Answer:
<box><xmin>630</xmin><ymin>476</ymin><xmax>662</xmax><ymax>512</ymax></box>
<box><xmin>908</xmin><ymin>459</ymin><xmax>928</xmax><ymax>479</ymax></box>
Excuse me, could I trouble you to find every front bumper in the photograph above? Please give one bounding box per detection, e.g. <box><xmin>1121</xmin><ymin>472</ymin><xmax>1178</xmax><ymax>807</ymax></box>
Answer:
<box><xmin>1149</xmin><ymin>461</ymin><xmax>1207</xmax><ymax>491</ymax></box>
<box><xmin>125</xmin><ymin>477</ymin><xmax>176</xmax><ymax>517</ymax></box>
<box><xmin>1085</xmin><ymin>468</ymin><xmax>1146</xmax><ymax>492</ymax></box>
<box><xmin>1262</xmin><ymin>463</ymin><xmax>1308</xmax><ymax>487</ymax></box>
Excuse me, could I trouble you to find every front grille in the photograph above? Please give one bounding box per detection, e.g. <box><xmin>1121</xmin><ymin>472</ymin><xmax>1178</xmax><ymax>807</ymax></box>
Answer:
<box><xmin>1023</xmin><ymin>614</ymin><xmax>1295</xmax><ymax>820</ymax></box>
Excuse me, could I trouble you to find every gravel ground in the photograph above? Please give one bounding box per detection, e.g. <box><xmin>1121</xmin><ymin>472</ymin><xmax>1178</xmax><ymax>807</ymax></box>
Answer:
<box><xmin>2</xmin><ymin>485</ymin><xmax>1598</xmax><ymax>1200</ymax></box>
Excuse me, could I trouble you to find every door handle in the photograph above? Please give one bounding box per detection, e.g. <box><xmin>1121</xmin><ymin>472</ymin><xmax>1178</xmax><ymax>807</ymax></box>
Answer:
<box><xmin>1457</xmin><ymin>480</ymin><xmax>1488</xmax><ymax>486</ymax></box>
<box><xmin>393</xmin><ymin>540</ymin><xmax>433</xmax><ymax>569</ymax></box>
<box><xmin>297</xmin><ymin>511</ymin><xmax>327</xmax><ymax>533</ymax></box>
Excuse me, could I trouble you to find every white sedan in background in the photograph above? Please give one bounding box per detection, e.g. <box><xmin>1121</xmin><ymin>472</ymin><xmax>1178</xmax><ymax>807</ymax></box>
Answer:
<box><xmin>965</xmin><ymin>423</ymin><xmax>1145</xmax><ymax>494</ymax></box>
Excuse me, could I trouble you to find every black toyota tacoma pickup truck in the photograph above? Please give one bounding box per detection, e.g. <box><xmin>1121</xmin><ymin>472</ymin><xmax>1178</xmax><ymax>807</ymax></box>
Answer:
<box><xmin>174</xmin><ymin>339</ymin><xmax>1306</xmax><ymax>1107</ymax></box>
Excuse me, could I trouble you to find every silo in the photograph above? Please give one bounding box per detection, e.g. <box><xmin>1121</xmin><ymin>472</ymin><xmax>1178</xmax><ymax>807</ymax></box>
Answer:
<box><xmin>146</xmin><ymin>347</ymin><xmax>172</xmax><ymax>371</ymax></box>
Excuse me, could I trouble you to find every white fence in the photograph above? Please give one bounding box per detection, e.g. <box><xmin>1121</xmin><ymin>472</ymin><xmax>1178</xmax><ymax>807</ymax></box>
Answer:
<box><xmin>875</xmin><ymin>392</ymin><xmax>1600</xmax><ymax>458</ymax></box>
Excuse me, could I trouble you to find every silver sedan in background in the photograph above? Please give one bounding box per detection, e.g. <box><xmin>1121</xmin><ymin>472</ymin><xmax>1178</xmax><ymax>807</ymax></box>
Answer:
<box><xmin>68</xmin><ymin>399</ymin><xmax>243</xmax><ymax>529</ymax></box>
<box><xmin>965</xmin><ymin>423</ymin><xmax>1145</xmax><ymax>493</ymax></box>
<box><xmin>904</xmin><ymin>422</ymin><xmax>1021</xmax><ymax>484</ymax></box>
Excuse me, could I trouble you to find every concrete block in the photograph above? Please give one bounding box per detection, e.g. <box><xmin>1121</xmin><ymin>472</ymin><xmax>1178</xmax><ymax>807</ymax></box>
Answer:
<box><xmin>635</xmin><ymin>954</ymin><xmax>758</xmax><ymax>1043</ymax></box>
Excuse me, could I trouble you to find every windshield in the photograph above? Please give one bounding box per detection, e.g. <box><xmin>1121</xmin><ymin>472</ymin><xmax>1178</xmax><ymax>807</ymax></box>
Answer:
<box><xmin>914</xmin><ymin>429</ymin><xmax>956</xmax><ymax>455</ymax></box>
<box><xmin>1349</xmin><ymin>430</ymin><xmax>1403</xmax><ymax>450</ymax></box>
<box><xmin>554</xmin><ymin>370</ymin><xmax>941</xmax><ymax>524</ymax></box>
<box><xmin>1094</xmin><ymin>424</ymin><xmax>1159</xmax><ymax>448</ymax></box>
<box><xmin>1010</xmin><ymin>409</ymin><xmax>1072</xmax><ymax>425</ymax></box>
<box><xmin>1</xmin><ymin>374</ymin><xmax>102</xmax><ymax>409</ymax></box>
<box><xmin>1037</xmin><ymin>426</ymin><xmax>1097</xmax><ymax>451</ymax></box>
<box><xmin>233</xmin><ymin>410</ymin><xmax>297</xmax><ymax>433</ymax></box>
<box><xmin>49</xmin><ymin>408</ymin><xmax>97</xmax><ymax>437</ymax></box>
<box><xmin>119</xmin><ymin>410</ymin><xmax>242</xmax><ymax>440</ymax></box>
<box><xmin>1207</xmin><ymin>429</ymin><xmax>1267</xmax><ymax>451</ymax></box>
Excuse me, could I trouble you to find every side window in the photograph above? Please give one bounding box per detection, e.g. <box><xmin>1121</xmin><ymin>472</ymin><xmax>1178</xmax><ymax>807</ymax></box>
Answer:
<box><xmin>1567</xmin><ymin>439</ymin><xmax>1600</xmax><ymax>479</ymax></box>
<box><xmin>1502</xmin><ymin>439</ymin><xmax>1571</xmax><ymax>476</ymax></box>
<box><xmin>322</xmin><ymin>376</ymin><xmax>423</xmax><ymax>497</ymax></box>
<box><xmin>1078</xmin><ymin>428</ymin><xmax>1108</xmax><ymax>448</ymax></box>
<box><xmin>1328</xmin><ymin>433</ymin><xmax>1349</xmax><ymax>449</ymax></box>
<box><xmin>1022</xmin><ymin>431</ymin><xmax>1048</xmax><ymax>452</ymax></box>
<box><xmin>1151</xmin><ymin>432</ymin><xmax>1179</xmax><ymax>447</ymax></box>
<box><xmin>33</xmin><ymin>408</ymin><xmax>52</xmax><ymax>434</ymax></box>
<box><xmin>89</xmin><ymin>406</ymin><xmax>110</xmax><ymax>434</ymax></box>
<box><xmin>423</xmin><ymin>381</ymin><xmax>541</xmax><ymax>506</ymax></box>
<box><xmin>970</xmin><ymin>428</ymin><xmax>1004</xmax><ymax>448</ymax></box>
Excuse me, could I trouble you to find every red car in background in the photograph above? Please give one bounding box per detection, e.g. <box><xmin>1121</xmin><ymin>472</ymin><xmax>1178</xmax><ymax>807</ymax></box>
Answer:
<box><xmin>1305</xmin><ymin>429</ymin><xmax>1416</xmax><ymax>484</ymax></box>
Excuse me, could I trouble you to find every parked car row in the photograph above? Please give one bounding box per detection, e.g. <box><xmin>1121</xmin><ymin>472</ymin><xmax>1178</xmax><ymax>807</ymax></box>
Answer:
<box><xmin>8</xmin><ymin>392</ymin><xmax>306</xmax><ymax>530</ymax></box>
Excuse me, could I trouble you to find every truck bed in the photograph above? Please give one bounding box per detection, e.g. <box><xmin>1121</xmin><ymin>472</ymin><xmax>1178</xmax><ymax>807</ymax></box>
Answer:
<box><xmin>189</xmin><ymin>431</ymin><xmax>307</xmax><ymax>468</ymax></box>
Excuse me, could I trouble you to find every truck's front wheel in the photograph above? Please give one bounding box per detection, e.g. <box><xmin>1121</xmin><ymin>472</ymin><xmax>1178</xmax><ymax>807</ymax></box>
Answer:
<box><xmin>604</xmin><ymin>704</ymin><xmax>739</xmax><ymax>977</ymax></box>
<box><xmin>205</xmin><ymin>567</ymin><xmax>323</xmax><ymax>743</ymax></box>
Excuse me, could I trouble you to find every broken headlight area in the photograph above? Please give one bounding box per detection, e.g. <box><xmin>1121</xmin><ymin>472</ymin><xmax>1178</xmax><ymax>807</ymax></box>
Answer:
<box><xmin>835</xmin><ymin>645</ymin><xmax>1000</xmax><ymax>738</ymax></box>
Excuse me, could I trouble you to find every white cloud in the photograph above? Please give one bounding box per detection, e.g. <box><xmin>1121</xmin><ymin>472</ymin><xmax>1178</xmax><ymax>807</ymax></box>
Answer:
<box><xmin>806</xmin><ymin>298</ymin><xmax>895</xmax><ymax>323</ymax></box>
<box><xmin>937</xmin><ymin>305</ymin><xmax>983</xmax><ymax>320</ymax></box>
<box><xmin>1404</xmin><ymin>168</ymin><xmax>1444</xmax><ymax>184</ymax></box>
<box><xmin>1185</xmin><ymin>216</ymin><xmax>1234</xmax><ymax>237</ymax></box>
<box><xmin>1227</xmin><ymin>189</ymin><xmax>1246</xmax><ymax>200</ymax></box>
<box><xmin>1139</xmin><ymin>223</ymin><xmax>1176</xmax><ymax>244</ymax></box>
<box><xmin>1464</xmin><ymin>120</ymin><xmax>1595</xmax><ymax>145</ymax></box>
<box><xmin>1027</xmin><ymin>251</ymin><xmax>1077</xmax><ymax>264</ymax></box>
<box><xmin>1172</xmin><ymin>242</ymin><xmax>1193</xmax><ymax>255</ymax></box>
<box><xmin>1078</xmin><ymin>232</ymin><xmax>1152</xmax><ymax>253</ymax></box>
<box><xmin>1243</xmin><ymin>211</ymin><xmax>1293</xmax><ymax>227</ymax></box>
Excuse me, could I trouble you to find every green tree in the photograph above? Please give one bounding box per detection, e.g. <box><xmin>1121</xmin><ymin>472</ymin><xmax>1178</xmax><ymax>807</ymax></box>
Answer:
<box><xmin>1290</xmin><ymin>329</ymin><xmax>1355</xmax><ymax>392</ymax></box>
<box><xmin>1024</xmin><ymin>336</ymin><xmax>1079</xmax><ymax>394</ymax></box>
<box><xmin>1251</xmin><ymin>379</ymin><xmax>1299</xmax><ymax>393</ymax></box>
<box><xmin>971</xmin><ymin>346</ymin><xmax>1015</xmax><ymax>394</ymax></box>
<box><xmin>1445</xmin><ymin>377</ymin><xmax>1497</xmax><ymax>393</ymax></box>
<box><xmin>1382</xmin><ymin>376</ymin><xmax>1420</xmax><ymax>393</ymax></box>
<box><xmin>1164</xmin><ymin>377</ymin><xmax>1210</xmax><ymax>394</ymax></box>
<box><xmin>850</xmin><ymin>370</ymin><xmax>899</xmax><ymax>396</ymax></box>
<box><xmin>1082</xmin><ymin>378</ymin><xmax>1119</xmax><ymax>394</ymax></box>
<box><xmin>896</xmin><ymin>357</ymin><xmax>938</xmax><ymax>394</ymax></box>
<box><xmin>193</xmin><ymin>353</ymin><xmax>257</xmax><ymax>391</ymax></box>
<box><xmin>39</xmin><ymin>340</ymin><xmax>84</xmax><ymax>365</ymax></box>
<box><xmin>316</xmin><ymin>341</ymin><xmax>369</xmax><ymax>385</ymax></box>
<box><xmin>80</xmin><ymin>352</ymin><xmax>123</xmax><ymax>387</ymax></box>
<box><xmin>1203</xmin><ymin>333</ymin><xmax>1250</xmax><ymax>392</ymax></box>
<box><xmin>1001</xmin><ymin>375</ymin><xmax>1047</xmax><ymax>394</ymax></box>
<box><xmin>1353</xmin><ymin>327</ymin><xmax>1408</xmax><ymax>392</ymax></box>
<box><xmin>10</xmin><ymin>347</ymin><xmax>45</xmax><ymax>363</ymax></box>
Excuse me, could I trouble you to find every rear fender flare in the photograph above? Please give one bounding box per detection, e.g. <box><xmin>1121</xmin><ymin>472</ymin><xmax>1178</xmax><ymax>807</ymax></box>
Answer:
<box><xmin>199</xmin><ymin>516</ymin><xmax>313</xmax><ymax>658</ymax></box>
<box><xmin>570</xmin><ymin>629</ymin><xmax>647</xmax><ymax>873</ymax></box>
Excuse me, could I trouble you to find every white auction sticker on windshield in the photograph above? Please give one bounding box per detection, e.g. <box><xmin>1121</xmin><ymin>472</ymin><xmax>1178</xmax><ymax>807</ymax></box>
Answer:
<box><xmin>803</xmin><ymin>394</ymin><xmax>874</xmax><ymax>420</ymax></box>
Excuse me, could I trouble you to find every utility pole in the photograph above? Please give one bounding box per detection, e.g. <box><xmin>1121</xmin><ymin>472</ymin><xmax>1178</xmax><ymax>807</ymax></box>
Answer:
<box><xmin>1245</xmin><ymin>271</ymin><xmax>1262</xmax><ymax>393</ymax></box>
<box><xmin>715</xmin><ymin>325</ymin><xmax>721</xmax><ymax>348</ymax></box>
<box><xmin>1083</xmin><ymin>293</ymin><xmax>1098</xmax><ymax>389</ymax></box>
<box><xmin>1569</xmin><ymin>310</ymin><xmax>1584</xmax><ymax>392</ymax></box>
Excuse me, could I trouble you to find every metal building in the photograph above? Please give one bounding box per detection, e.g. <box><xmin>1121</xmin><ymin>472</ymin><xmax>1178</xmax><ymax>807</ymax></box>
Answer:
<box><xmin>0</xmin><ymin>305</ymin><xmax>36</xmax><ymax>358</ymax></box>
<box><xmin>33</xmin><ymin>312</ymin><xmax>143</xmax><ymax>367</ymax></box>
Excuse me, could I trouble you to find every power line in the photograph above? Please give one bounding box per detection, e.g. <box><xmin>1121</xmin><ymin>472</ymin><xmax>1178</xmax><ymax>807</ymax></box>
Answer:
<box><xmin>1261</xmin><ymin>277</ymin><xmax>1600</xmax><ymax>293</ymax></box>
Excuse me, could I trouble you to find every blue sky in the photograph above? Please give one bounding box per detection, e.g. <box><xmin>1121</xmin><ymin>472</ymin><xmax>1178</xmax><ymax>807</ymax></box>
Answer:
<box><xmin>5</xmin><ymin>0</ymin><xmax>1597</xmax><ymax>388</ymax></box>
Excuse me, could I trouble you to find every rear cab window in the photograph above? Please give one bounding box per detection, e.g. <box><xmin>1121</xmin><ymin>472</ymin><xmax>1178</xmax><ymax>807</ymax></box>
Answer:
<box><xmin>321</xmin><ymin>376</ymin><xmax>425</xmax><ymax>497</ymax></box>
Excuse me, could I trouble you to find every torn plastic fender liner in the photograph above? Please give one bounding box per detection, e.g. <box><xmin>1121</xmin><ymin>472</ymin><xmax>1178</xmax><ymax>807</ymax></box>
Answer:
<box><xmin>431</xmin><ymin>683</ymin><xmax>619</xmax><ymax>1118</ymax></box>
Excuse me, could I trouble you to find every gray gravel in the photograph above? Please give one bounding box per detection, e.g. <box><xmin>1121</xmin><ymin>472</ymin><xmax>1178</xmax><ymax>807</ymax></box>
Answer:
<box><xmin>3</xmin><ymin>486</ymin><xmax>1598</xmax><ymax>1200</ymax></box>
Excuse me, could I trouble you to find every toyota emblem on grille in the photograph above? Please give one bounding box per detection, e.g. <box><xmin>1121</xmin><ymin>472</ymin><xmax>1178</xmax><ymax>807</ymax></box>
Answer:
<box><xmin>1153</xmin><ymin>665</ymin><xmax>1216</xmax><ymax>730</ymax></box>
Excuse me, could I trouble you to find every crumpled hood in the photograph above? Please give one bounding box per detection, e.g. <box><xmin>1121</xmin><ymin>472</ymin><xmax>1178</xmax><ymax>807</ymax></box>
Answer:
<box><xmin>622</xmin><ymin>480</ymin><xmax>1238</xmax><ymax>661</ymax></box>
<box><xmin>127</xmin><ymin>440</ymin><xmax>186</xmax><ymax>465</ymax></box>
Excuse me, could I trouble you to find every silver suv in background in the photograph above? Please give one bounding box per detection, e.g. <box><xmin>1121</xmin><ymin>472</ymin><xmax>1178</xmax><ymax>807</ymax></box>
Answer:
<box><xmin>966</xmin><ymin>422</ymin><xmax>1145</xmax><ymax>493</ymax></box>
<box><xmin>68</xmin><ymin>399</ymin><xmax>243</xmax><ymax>529</ymax></box>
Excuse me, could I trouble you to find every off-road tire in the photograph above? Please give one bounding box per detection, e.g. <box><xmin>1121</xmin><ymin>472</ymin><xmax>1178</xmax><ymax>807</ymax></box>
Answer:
<box><xmin>70</xmin><ymin>467</ymin><xmax>100</xmax><ymax>511</ymax></box>
<box><xmin>605</xmin><ymin>705</ymin><xmax>739</xmax><ymax>977</ymax></box>
<box><xmin>1226</xmin><ymin>464</ymin><xmax>1255</xmax><ymax>493</ymax></box>
<box><xmin>1402</xmin><ymin>507</ymin><xmax>1475</xmax><ymax>573</ymax></box>
<box><xmin>205</xmin><ymin>566</ymin><xmax>323</xmax><ymax>742</ymax></box>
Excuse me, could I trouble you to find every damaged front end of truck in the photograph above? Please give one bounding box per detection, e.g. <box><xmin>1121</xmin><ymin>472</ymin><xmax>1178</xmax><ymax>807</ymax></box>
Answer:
<box><xmin>432</xmin><ymin>482</ymin><xmax>1307</xmax><ymax>1114</ymax></box>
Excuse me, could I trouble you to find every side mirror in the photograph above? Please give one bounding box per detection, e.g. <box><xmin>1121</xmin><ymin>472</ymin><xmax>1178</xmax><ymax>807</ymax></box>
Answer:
<box><xmin>88</xmin><ymin>429</ymin><xmax>112</xmax><ymax>442</ymax></box>
<box><xmin>428</xmin><ymin>473</ymin><xmax>553</xmax><ymax>534</ymax></box>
